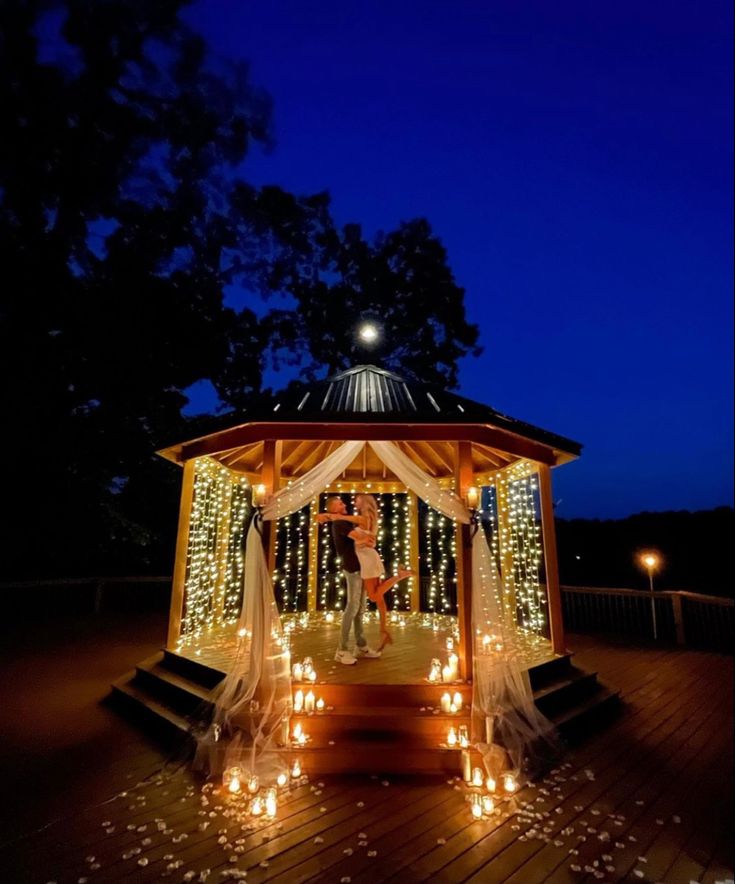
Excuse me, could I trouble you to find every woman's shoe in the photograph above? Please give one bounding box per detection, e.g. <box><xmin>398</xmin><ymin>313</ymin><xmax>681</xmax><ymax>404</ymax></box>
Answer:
<box><xmin>397</xmin><ymin>567</ymin><xmax>417</xmax><ymax>579</ymax></box>
<box><xmin>378</xmin><ymin>630</ymin><xmax>394</xmax><ymax>651</ymax></box>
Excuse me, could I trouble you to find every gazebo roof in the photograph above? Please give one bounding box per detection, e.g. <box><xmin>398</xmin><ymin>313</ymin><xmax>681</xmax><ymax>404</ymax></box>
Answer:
<box><xmin>157</xmin><ymin>365</ymin><xmax>582</xmax><ymax>480</ymax></box>
<box><xmin>264</xmin><ymin>365</ymin><xmax>581</xmax><ymax>453</ymax></box>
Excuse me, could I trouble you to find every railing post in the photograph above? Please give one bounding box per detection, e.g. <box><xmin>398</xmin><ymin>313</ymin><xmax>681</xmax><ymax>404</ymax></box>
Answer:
<box><xmin>454</xmin><ymin>441</ymin><xmax>474</xmax><ymax>682</ymax></box>
<box><xmin>670</xmin><ymin>592</ymin><xmax>687</xmax><ymax>645</ymax></box>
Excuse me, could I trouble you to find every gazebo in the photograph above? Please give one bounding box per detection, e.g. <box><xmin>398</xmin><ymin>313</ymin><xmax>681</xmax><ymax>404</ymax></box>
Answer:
<box><xmin>115</xmin><ymin>365</ymin><xmax>618</xmax><ymax>778</ymax></box>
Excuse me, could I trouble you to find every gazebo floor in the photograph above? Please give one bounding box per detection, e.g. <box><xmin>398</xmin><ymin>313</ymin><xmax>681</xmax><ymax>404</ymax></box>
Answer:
<box><xmin>4</xmin><ymin>626</ymin><xmax>731</xmax><ymax>883</ymax></box>
<box><xmin>174</xmin><ymin>612</ymin><xmax>557</xmax><ymax>684</ymax></box>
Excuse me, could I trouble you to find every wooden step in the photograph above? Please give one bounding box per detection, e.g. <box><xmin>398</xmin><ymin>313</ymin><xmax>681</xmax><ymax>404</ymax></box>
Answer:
<box><xmin>532</xmin><ymin>669</ymin><xmax>600</xmax><ymax>716</ymax></box>
<box><xmin>160</xmin><ymin>649</ymin><xmax>225</xmax><ymax>690</ymax></box>
<box><xmin>134</xmin><ymin>656</ymin><xmax>214</xmax><ymax>717</ymax></box>
<box><xmin>285</xmin><ymin>743</ymin><xmax>465</xmax><ymax>776</ymax></box>
<box><xmin>110</xmin><ymin>672</ymin><xmax>193</xmax><ymax>739</ymax></box>
<box><xmin>289</xmin><ymin>706</ymin><xmax>471</xmax><ymax>744</ymax></box>
<box><xmin>551</xmin><ymin>686</ymin><xmax>621</xmax><ymax>740</ymax></box>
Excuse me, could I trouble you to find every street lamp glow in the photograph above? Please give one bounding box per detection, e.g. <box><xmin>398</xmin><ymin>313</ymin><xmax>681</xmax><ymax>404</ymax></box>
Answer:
<box><xmin>637</xmin><ymin>549</ymin><xmax>663</xmax><ymax>640</ymax></box>
<box><xmin>357</xmin><ymin>322</ymin><xmax>380</xmax><ymax>344</ymax></box>
<box><xmin>639</xmin><ymin>551</ymin><xmax>661</xmax><ymax>572</ymax></box>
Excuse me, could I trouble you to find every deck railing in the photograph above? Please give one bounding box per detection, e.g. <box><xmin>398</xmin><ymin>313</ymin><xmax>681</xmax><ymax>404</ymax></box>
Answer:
<box><xmin>561</xmin><ymin>585</ymin><xmax>734</xmax><ymax>652</ymax></box>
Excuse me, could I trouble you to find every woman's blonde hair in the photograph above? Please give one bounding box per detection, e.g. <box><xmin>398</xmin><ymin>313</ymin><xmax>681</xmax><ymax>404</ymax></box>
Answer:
<box><xmin>356</xmin><ymin>494</ymin><xmax>379</xmax><ymax>533</ymax></box>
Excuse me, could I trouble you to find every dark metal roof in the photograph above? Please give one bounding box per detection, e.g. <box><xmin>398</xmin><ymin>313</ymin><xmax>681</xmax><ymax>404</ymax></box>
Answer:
<box><xmin>261</xmin><ymin>365</ymin><xmax>582</xmax><ymax>455</ymax></box>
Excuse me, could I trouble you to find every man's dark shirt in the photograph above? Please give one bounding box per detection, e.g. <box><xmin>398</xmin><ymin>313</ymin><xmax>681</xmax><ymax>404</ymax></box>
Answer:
<box><xmin>331</xmin><ymin>519</ymin><xmax>360</xmax><ymax>573</ymax></box>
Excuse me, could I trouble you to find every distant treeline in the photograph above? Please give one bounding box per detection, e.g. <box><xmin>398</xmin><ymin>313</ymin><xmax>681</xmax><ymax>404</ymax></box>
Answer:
<box><xmin>556</xmin><ymin>506</ymin><xmax>734</xmax><ymax>597</ymax></box>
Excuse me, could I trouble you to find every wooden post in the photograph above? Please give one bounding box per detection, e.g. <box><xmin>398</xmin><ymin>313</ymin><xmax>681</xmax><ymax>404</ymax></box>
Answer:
<box><xmin>454</xmin><ymin>441</ymin><xmax>474</xmax><ymax>682</ymax></box>
<box><xmin>261</xmin><ymin>440</ymin><xmax>283</xmax><ymax>575</ymax></box>
<box><xmin>670</xmin><ymin>593</ymin><xmax>686</xmax><ymax>645</ymax></box>
<box><xmin>538</xmin><ymin>463</ymin><xmax>566</xmax><ymax>655</ymax></box>
<box><xmin>212</xmin><ymin>470</ymin><xmax>233</xmax><ymax>625</ymax></box>
<box><xmin>167</xmin><ymin>459</ymin><xmax>197</xmax><ymax>648</ymax></box>
<box><xmin>408</xmin><ymin>491</ymin><xmax>421</xmax><ymax>612</ymax></box>
<box><xmin>307</xmin><ymin>498</ymin><xmax>319</xmax><ymax>611</ymax></box>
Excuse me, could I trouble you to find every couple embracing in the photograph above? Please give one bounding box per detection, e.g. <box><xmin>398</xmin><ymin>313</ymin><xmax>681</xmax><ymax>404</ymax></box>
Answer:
<box><xmin>317</xmin><ymin>494</ymin><xmax>415</xmax><ymax>665</ymax></box>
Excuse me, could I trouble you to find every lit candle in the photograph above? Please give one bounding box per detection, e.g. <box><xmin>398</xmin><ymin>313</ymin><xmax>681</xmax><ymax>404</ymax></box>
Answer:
<box><xmin>253</xmin><ymin>484</ymin><xmax>267</xmax><ymax>507</ymax></box>
<box><xmin>449</xmin><ymin>702</ymin><xmax>458</xmax><ymax>714</ymax></box>
<box><xmin>503</xmin><ymin>774</ymin><xmax>517</xmax><ymax>793</ymax></box>
<box><xmin>292</xmin><ymin>663</ymin><xmax>303</xmax><ymax>682</ymax></box>
<box><xmin>305</xmin><ymin>690</ymin><xmax>315</xmax><ymax>713</ymax></box>
<box><xmin>472</xmin><ymin>767</ymin><xmax>484</xmax><ymax>787</ymax></box>
<box><xmin>453</xmin><ymin>691</ymin><xmax>463</xmax><ymax>712</ymax></box>
<box><xmin>428</xmin><ymin>665</ymin><xmax>440</xmax><ymax>683</ymax></box>
<box><xmin>293</xmin><ymin>689</ymin><xmax>304</xmax><ymax>712</ymax></box>
<box><xmin>482</xmin><ymin>634</ymin><xmax>491</xmax><ymax>651</ymax></box>
<box><xmin>276</xmin><ymin>772</ymin><xmax>288</xmax><ymax>788</ymax></box>
<box><xmin>316</xmin><ymin>697</ymin><xmax>325</xmax><ymax>712</ymax></box>
<box><xmin>325</xmin><ymin>611</ymin><xmax>335</xmax><ymax>623</ymax></box>
<box><xmin>447</xmin><ymin>727</ymin><xmax>458</xmax><ymax>747</ymax></box>
<box><xmin>458</xmin><ymin>725</ymin><xmax>469</xmax><ymax>749</ymax></box>
<box><xmin>446</xmin><ymin>636</ymin><xmax>455</xmax><ymax>651</ymax></box>
<box><xmin>442</xmin><ymin>664</ymin><xmax>453</xmax><ymax>683</ymax></box>
<box><xmin>307</xmin><ymin>670</ymin><xmax>317</xmax><ymax>684</ymax></box>
<box><xmin>265</xmin><ymin>789</ymin><xmax>277</xmax><ymax>818</ymax></box>
<box><xmin>292</xmin><ymin>722</ymin><xmax>302</xmax><ymax>742</ymax></box>
<box><xmin>291</xmin><ymin>759</ymin><xmax>301</xmax><ymax>778</ymax></box>
<box><xmin>228</xmin><ymin>768</ymin><xmax>241</xmax><ymax>794</ymax></box>
<box><xmin>482</xmin><ymin>795</ymin><xmax>495</xmax><ymax>814</ymax></box>
<box><xmin>247</xmin><ymin>774</ymin><xmax>259</xmax><ymax>794</ymax></box>
<box><xmin>441</xmin><ymin>692</ymin><xmax>452</xmax><ymax>713</ymax></box>
<box><xmin>471</xmin><ymin>796</ymin><xmax>483</xmax><ymax>819</ymax></box>
<box><xmin>461</xmin><ymin>749</ymin><xmax>472</xmax><ymax>782</ymax></box>
<box><xmin>466</xmin><ymin>486</ymin><xmax>480</xmax><ymax>509</ymax></box>
<box><xmin>486</xmin><ymin>776</ymin><xmax>496</xmax><ymax>793</ymax></box>
<box><xmin>250</xmin><ymin>796</ymin><xmax>263</xmax><ymax>816</ymax></box>
<box><xmin>448</xmin><ymin>653</ymin><xmax>459</xmax><ymax>679</ymax></box>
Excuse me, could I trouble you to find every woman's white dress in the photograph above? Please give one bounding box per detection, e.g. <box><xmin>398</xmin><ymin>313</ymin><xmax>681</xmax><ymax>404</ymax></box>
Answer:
<box><xmin>353</xmin><ymin>527</ymin><xmax>385</xmax><ymax>579</ymax></box>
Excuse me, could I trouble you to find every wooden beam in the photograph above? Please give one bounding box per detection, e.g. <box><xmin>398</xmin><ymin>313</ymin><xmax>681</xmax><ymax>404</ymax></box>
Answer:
<box><xmin>261</xmin><ymin>440</ymin><xmax>282</xmax><ymax>574</ymax></box>
<box><xmin>454</xmin><ymin>441</ymin><xmax>474</xmax><ymax>683</ymax></box>
<box><xmin>174</xmin><ymin>422</ymin><xmax>560</xmax><ymax>466</ymax></box>
<box><xmin>399</xmin><ymin>441</ymin><xmax>438</xmax><ymax>477</ymax></box>
<box><xmin>166</xmin><ymin>459</ymin><xmax>196</xmax><ymax>648</ymax></box>
<box><xmin>538</xmin><ymin>463</ymin><xmax>566</xmax><ymax>654</ymax></box>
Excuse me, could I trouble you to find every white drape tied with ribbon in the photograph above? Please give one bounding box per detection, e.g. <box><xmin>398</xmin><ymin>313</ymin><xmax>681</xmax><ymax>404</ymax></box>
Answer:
<box><xmin>195</xmin><ymin>439</ymin><xmax>561</xmax><ymax>782</ymax></box>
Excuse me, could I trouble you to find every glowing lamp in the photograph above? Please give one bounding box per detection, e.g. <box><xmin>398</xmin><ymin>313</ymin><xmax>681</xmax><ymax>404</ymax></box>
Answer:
<box><xmin>253</xmin><ymin>484</ymin><xmax>267</xmax><ymax>507</ymax></box>
<box><xmin>503</xmin><ymin>773</ymin><xmax>517</xmax><ymax>793</ymax></box>
<box><xmin>357</xmin><ymin>322</ymin><xmax>380</xmax><ymax>344</ymax></box>
<box><xmin>466</xmin><ymin>486</ymin><xmax>480</xmax><ymax>510</ymax></box>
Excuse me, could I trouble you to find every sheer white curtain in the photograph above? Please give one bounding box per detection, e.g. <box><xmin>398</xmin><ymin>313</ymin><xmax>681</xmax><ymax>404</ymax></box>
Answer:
<box><xmin>195</xmin><ymin>440</ymin><xmax>365</xmax><ymax>778</ymax></box>
<box><xmin>368</xmin><ymin>440</ymin><xmax>561</xmax><ymax>780</ymax></box>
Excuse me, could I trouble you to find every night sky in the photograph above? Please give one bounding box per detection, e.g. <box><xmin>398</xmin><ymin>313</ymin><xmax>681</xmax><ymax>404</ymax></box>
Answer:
<box><xmin>182</xmin><ymin>0</ymin><xmax>733</xmax><ymax>519</ymax></box>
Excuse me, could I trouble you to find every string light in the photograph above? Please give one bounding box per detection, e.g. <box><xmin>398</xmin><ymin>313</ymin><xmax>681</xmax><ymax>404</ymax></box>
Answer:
<box><xmin>180</xmin><ymin>457</ymin><xmax>250</xmax><ymax>641</ymax></box>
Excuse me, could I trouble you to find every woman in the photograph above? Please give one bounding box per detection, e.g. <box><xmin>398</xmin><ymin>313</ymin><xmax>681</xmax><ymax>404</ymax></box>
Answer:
<box><xmin>321</xmin><ymin>494</ymin><xmax>415</xmax><ymax>650</ymax></box>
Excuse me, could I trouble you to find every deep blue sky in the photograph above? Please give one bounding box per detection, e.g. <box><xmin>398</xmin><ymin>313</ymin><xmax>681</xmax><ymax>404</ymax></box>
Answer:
<box><xmin>182</xmin><ymin>0</ymin><xmax>733</xmax><ymax>519</ymax></box>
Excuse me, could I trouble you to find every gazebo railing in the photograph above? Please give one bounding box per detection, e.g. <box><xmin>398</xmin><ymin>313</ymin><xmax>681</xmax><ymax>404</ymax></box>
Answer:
<box><xmin>561</xmin><ymin>585</ymin><xmax>734</xmax><ymax>652</ymax></box>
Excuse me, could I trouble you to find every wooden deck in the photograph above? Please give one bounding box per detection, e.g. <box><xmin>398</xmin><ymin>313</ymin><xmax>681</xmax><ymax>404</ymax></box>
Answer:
<box><xmin>2</xmin><ymin>629</ymin><xmax>732</xmax><ymax>884</ymax></box>
<box><xmin>176</xmin><ymin>612</ymin><xmax>556</xmax><ymax>684</ymax></box>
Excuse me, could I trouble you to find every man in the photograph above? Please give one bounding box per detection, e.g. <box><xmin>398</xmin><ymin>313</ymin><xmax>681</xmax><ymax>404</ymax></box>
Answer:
<box><xmin>318</xmin><ymin>496</ymin><xmax>381</xmax><ymax>665</ymax></box>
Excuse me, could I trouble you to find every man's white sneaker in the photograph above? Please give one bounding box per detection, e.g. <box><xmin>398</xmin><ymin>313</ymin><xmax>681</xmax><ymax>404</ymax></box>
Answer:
<box><xmin>334</xmin><ymin>649</ymin><xmax>357</xmax><ymax>665</ymax></box>
<box><xmin>355</xmin><ymin>646</ymin><xmax>381</xmax><ymax>658</ymax></box>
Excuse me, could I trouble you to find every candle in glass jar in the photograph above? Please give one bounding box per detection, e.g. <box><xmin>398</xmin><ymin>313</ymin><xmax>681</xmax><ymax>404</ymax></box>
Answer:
<box><xmin>486</xmin><ymin>775</ymin><xmax>497</xmax><ymax>793</ymax></box>
<box><xmin>250</xmin><ymin>796</ymin><xmax>263</xmax><ymax>816</ymax></box>
<box><xmin>293</xmin><ymin>689</ymin><xmax>304</xmax><ymax>712</ymax></box>
<box><xmin>228</xmin><ymin>769</ymin><xmax>241</xmax><ymax>794</ymax></box>
<box><xmin>291</xmin><ymin>759</ymin><xmax>301</xmax><ymax>778</ymax></box>
<box><xmin>247</xmin><ymin>774</ymin><xmax>259</xmax><ymax>794</ymax></box>
<box><xmin>461</xmin><ymin>749</ymin><xmax>472</xmax><ymax>783</ymax></box>
<box><xmin>276</xmin><ymin>772</ymin><xmax>288</xmax><ymax>788</ymax></box>
<box><xmin>442</xmin><ymin>664</ymin><xmax>453</xmax><ymax>683</ymax></box>
<box><xmin>458</xmin><ymin>725</ymin><xmax>469</xmax><ymax>749</ymax></box>
<box><xmin>472</xmin><ymin>767</ymin><xmax>485</xmax><ymax>787</ymax></box>
<box><xmin>292</xmin><ymin>663</ymin><xmax>303</xmax><ymax>682</ymax></box>
<box><xmin>441</xmin><ymin>692</ymin><xmax>451</xmax><ymax>713</ymax></box>
<box><xmin>447</xmin><ymin>727</ymin><xmax>458</xmax><ymax>747</ymax></box>
<box><xmin>292</xmin><ymin>722</ymin><xmax>302</xmax><ymax>742</ymax></box>
<box><xmin>305</xmin><ymin>690</ymin><xmax>315</xmax><ymax>713</ymax></box>
<box><xmin>265</xmin><ymin>789</ymin><xmax>277</xmax><ymax>818</ymax></box>
<box><xmin>446</xmin><ymin>636</ymin><xmax>454</xmax><ymax>651</ymax></box>
<box><xmin>316</xmin><ymin>697</ymin><xmax>325</xmax><ymax>712</ymax></box>
<box><xmin>448</xmin><ymin>653</ymin><xmax>459</xmax><ymax>678</ymax></box>
<box><xmin>471</xmin><ymin>796</ymin><xmax>483</xmax><ymax>819</ymax></box>
<box><xmin>307</xmin><ymin>669</ymin><xmax>317</xmax><ymax>684</ymax></box>
<box><xmin>453</xmin><ymin>691</ymin><xmax>463</xmax><ymax>711</ymax></box>
<box><xmin>503</xmin><ymin>773</ymin><xmax>517</xmax><ymax>793</ymax></box>
<box><xmin>482</xmin><ymin>795</ymin><xmax>495</xmax><ymax>814</ymax></box>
